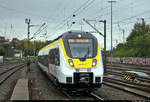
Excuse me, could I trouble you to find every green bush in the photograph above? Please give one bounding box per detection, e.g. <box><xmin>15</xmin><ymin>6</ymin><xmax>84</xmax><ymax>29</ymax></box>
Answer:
<box><xmin>113</xmin><ymin>21</ymin><xmax>150</xmax><ymax>58</ymax></box>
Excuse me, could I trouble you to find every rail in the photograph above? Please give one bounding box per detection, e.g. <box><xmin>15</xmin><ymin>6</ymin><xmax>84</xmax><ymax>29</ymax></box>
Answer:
<box><xmin>0</xmin><ymin>63</ymin><xmax>26</xmax><ymax>85</ymax></box>
<box><xmin>104</xmin><ymin>77</ymin><xmax>150</xmax><ymax>99</ymax></box>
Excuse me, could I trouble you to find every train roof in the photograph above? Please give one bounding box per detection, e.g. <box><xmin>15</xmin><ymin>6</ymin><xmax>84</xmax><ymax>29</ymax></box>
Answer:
<box><xmin>38</xmin><ymin>30</ymin><xmax>97</xmax><ymax>56</ymax></box>
<box><xmin>51</xmin><ymin>30</ymin><xmax>96</xmax><ymax>43</ymax></box>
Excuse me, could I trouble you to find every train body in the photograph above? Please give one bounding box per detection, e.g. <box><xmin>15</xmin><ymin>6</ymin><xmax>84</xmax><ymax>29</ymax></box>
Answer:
<box><xmin>38</xmin><ymin>31</ymin><xmax>104</xmax><ymax>92</ymax></box>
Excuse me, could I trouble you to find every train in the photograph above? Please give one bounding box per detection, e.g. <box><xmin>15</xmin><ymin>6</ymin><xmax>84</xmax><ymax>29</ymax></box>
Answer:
<box><xmin>38</xmin><ymin>30</ymin><xmax>104</xmax><ymax>92</ymax></box>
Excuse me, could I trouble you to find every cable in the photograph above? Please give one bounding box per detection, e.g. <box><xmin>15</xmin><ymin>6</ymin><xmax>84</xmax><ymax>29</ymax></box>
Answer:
<box><xmin>30</xmin><ymin>24</ymin><xmax>47</xmax><ymax>40</ymax></box>
<box><xmin>52</xmin><ymin>0</ymin><xmax>67</xmax><ymax>18</ymax></box>
<box><xmin>63</xmin><ymin>0</ymin><xmax>73</xmax><ymax>9</ymax></box>
<box><xmin>88</xmin><ymin>6</ymin><xmax>110</xmax><ymax>19</ymax></box>
<box><xmin>0</xmin><ymin>4</ymin><xmax>55</xmax><ymax>20</ymax></box>
<box><xmin>45</xmin><ymin>0</ymin><xmax>74</xmax><ymax>25</ymax></box>
<box><xmin>93</xmin><ymin>0</ymin><xmax>146</xmax><ymax>20</ymax></box>
<box><xmin>113</xmin><ymin>9</ymin><xmax>150</xmax><ymax>25</ymax></box>
<box><xmin>53</xmin><ymin>0</ymin><xmax>91</xmax><ymax>30</ymax></box>
<box><xmin>46</xmin><ymin>0</ymin><xmax>93</xmax><ymax>39</ymax></box>
<box><xmin>75</xmin><ymin>0</ymin><xmax>96</xmax><ymax>16</ymax></box>
<box><xmin>54</xmin><ymin>0</ymin><xmax>95</xmax><ymax>32</ymax></box>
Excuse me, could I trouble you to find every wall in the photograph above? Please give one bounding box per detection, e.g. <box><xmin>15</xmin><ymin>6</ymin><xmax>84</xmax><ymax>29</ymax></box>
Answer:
<box><xmin>107</xmin><ymin>57</ymin><xmax>150</xmax><ymax>66</ymax></box>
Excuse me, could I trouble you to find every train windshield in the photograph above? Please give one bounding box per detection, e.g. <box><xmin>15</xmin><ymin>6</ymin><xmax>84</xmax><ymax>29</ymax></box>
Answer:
<box><xmin>68</xmin><ymin>39</ymin><xmax>93</xmax><ymax>58</ymax></box>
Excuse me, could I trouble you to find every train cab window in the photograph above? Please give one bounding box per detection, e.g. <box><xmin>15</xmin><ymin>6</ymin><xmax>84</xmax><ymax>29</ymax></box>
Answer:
<box><xmin>68</xmin><ymin>39</ymin><xmax>93</xmax><ymax>58</ymax></box>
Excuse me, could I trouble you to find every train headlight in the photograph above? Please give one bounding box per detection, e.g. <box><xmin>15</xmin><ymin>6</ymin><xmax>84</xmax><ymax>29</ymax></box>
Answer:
<box><xmin>92</xmin><ymin>59</ymin><xmax>97</xmax><ymax>67</ymax></box>
<box><xmin>68</xmin><ymin>59</ymin><xmax>74</xmax><ymax>67</ymax></box>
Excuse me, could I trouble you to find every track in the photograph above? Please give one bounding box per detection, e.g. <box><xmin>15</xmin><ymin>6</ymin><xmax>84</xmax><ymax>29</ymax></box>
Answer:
<box><xmin>106</xmin><ymin>66</ymin><xmax>150</xmax><ymax>75</ymax></box>
<box><xmin>106</xmin><ymin>70</ymin><xmax>150</xmax><ymax>83</ymax></box>
<box><xmin>107</xmin><ymin>63</ymin><xmax>150</xmax><ymax>69</ymax></box>
<box><xmin>46</xmin><ymin>76</ymin><xmax>104</xmax><ymax>100</ymax></box>
<box><xmin>104</xmin><ymin>63</ymin><xmax>150</xmax><ymax>99</ymax></box>
<box><xmin>103</xmin><ymin>76</ymin><xmax>150</xmax><ymax>99</ymax></box>
<box><xmin>90</xmin><ymin>92</ymin><xmax>104</xmax><ymax>100</ymax></box>
<box><xmin>106</xmin><ymin>63</ymin><xmax>150</xmax><ymax>83</ymax></box>
<box><xmin>38</xmin><ymin>65</ymin><xmax>104</xmax><ymax>100</ymax></box>
<box><xmin>0</xmin><ymin>63</ymin><xmax>26</xmax><ymax>85</ymax></box>
<box><xmin>61</xmin><ymin>90</ymin><xmax>104</xmax><ymax>100</ymax></box>
<box><xmin>106</xmin><ymin>64</ymin><xmax>150</xmax><ymax>75</ymax></box>
<box><xmin>0</xmin><ymin>61</ymin><xmax>23</xmax><ymax>66</ymax></box>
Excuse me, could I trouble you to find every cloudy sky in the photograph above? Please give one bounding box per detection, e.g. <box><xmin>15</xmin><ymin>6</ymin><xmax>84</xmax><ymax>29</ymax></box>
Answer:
<box><xmin>0</xmin><ymin>0</ymin><xmax>150</xmax><ymax>50</ymax></box>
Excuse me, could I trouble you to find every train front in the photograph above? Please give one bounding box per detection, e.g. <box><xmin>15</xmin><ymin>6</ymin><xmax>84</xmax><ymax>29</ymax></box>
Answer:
<box><xmin>59</xmin><ymin>31</ymin><xmax>104</xmax><ymax>92</ymax></box>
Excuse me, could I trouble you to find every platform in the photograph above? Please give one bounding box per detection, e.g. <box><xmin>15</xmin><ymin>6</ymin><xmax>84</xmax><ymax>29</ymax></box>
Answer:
<box><xmin>10</xmin><ymin>78</ymin><xmax>29</xmax><ymax>100</ymax></box>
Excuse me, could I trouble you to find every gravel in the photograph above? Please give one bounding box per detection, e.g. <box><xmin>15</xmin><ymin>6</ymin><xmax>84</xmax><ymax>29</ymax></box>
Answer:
<box><xmin>1</xmin><ymin>61</ymin><xmax>149</xmax><ymax>100</ymax></box>
<box><xmin>95</xmin><ymin>81</ymin><xmax>148</xmax><ymax>100</ymax></box>
<box><xmin>27</xmin><ymin>63</ymin><xmax>68</xmax><ymax>100</ymax></box>
<box><xmin>28</xmin><ymin>63</ymin><xmax>150</xmax><ymax>100</ymax></box>
<box><xmin>0</xmin><ymin>63</ymin><xmax>26</xmax><ymax>101</ymax></box>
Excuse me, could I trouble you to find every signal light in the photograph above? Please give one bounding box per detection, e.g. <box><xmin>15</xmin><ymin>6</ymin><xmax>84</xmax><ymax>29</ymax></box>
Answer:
<box><xmin>92</xmin><ymin>59</ymin><xmax>97</xmax><ymax>67</ymax></box>
<box><xmin>68</xmin><ymin>59</ymin><xmax>74</xmax><ymax>67</ymax></box>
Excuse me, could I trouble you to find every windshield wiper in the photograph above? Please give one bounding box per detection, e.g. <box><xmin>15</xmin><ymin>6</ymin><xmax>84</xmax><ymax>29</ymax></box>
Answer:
<box><xmin>83</xmin><ymin>46</ymin><xmax>89</xmax><ymax>58</ymax></box>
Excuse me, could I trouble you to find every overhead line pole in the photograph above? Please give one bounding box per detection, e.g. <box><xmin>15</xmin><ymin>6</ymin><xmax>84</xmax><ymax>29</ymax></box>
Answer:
<box><xmin>83</xmin><ymin>18</ymin><xmax>107</xmax><ymax>73</ymax></box>
<box><xmin>108</xmin><ymin>0</ymin><xmax>116</xmax><ymax>65</ymax></box>
<box><xmin>25</xmin><ymin>19</ymin><xmax>46</xmax><ymax>72</ymax></box>
<box><xmin>122</xmin><ymin>29</ymin><xmax>125</xmax><ymax>43</ymax></box>
<box><xmin>25</xmin><ymin>18</ymin><xmax>31</xmax><ymax>57</ymax></box>
<box><xmin>101</xmin><ymin>20</ymin><xmax>106</xmax><ymax>71</ymax></box>
<box><xmin>25</xmin><ymin>18</ymin><xmax>31</xmax><ymax>73</ymax></box>
<box><xmin>83</xmin><ymin>19</ymin><xmax>104</xmax><ymax>37</ymax></box>
<box><xmin>142</xmin><ymin>18</ymin><xmax>145</xmax><ymax>57</ymax></box>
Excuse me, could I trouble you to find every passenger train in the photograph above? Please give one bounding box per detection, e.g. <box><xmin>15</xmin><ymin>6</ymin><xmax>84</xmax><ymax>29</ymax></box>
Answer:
<box><xmin>38</xmin><ymin>30</ymin><xmax>104</xmax><ymax>92</ymax></box>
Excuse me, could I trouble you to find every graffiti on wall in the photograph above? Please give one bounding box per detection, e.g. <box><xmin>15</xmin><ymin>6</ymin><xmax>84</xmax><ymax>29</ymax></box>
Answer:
<box><xmin>107</xmin><ymin>57</ymin><xmax>150</xmax><ymax>66</ymax></box>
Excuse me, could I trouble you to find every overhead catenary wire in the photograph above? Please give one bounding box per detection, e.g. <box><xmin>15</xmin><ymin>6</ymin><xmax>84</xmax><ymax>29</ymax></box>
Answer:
<box><xmin>113</xmin><ymin>9</ymin><xmax>150</xmax><ymax>25</ymax></box>
<box><xmin>0</xmin><ymin>3</ymin><xmax>55</xmax><ymax>20</ymax></box>
<box><xmin>47</xmin><ymin>0</ymin><xmax>95</xmax><ymax>38</ymax></box>
<box><xmin>49</xmin><ymin>0</ymin><xmax>145</xmax><ymax>40</ymax></box>
<box><xmin>75</xmin><ymin>0</ymin><xmax>96</xmax><ymax>16</ymax></box>
<box><xmin>104</xmin><ymin>1</ymin><xmax>150</xmax><ymax>34</ymax></box>
<box><xmin>89</xmin><ymin>6</ymin><xmax>110</xmax><ymax>19</ymax></box>
<box><xmin>91</xmin><ymin>0</ymin><xmax>134</xmax><ymax>19</ymax></box>
<box><xmin>53</xmin><ymin>0</ymin><xmax>91</xmax><ymax>30</ymax></box>
<box><xmin>52</xmin><ymin>0</ymin><xmax>73</xmax><ymax>19</ymax></box>
<box><xmin>1</xmin><ymin>0</ymin><xmax>150</xmax><ymax>42</ymax></box>
<box><xmin>30</xmin><ymin>24</ymin><xmax>47</xmax><ymax>40</ymax></box>
<box><xmin>57</xmin><ymin>0</ymin><xmax>96</xmax><ymax>28</ymax></box>
<box><xmin>93</xmin><ymin>0</ymin><xmax>148</xmax><ymax>21</ymax></box>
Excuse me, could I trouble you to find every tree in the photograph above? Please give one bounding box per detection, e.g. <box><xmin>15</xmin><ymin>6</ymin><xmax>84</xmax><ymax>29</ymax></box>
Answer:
<box><xmin>0</xmin><ymin>45</ymin><xmax>5</xmax><ymax>56</ymax></box>
<box><xmin>113</xmin><ymin>21</ymin><xmax>150</xmax><ymax>57</ymax></box>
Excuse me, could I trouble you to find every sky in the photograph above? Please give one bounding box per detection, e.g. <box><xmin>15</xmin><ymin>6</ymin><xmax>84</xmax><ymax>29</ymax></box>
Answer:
<box><xmin>0</xmin><ymin>0</ymin><xmax>150</xmax><ymax>50</ymax></box>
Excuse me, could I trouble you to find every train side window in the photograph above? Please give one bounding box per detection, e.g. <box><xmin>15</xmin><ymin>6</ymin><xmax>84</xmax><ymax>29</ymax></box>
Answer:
<box><xmin>55</xmin><ymin>48</ymin><xmax>60</xmax><ymax>66</ymax></box>
<box><xmin>49</xmin><ymin>48</ymin><xmax>60</xmax><ymax>66</ymax></box>
<box><xmin>49</xmin><ymin>50</ymin><xmax>53</xmax><ymax>64</ymax></box>
<box><xmin>54</xmin><ymin>49</ymin><xmax>57</xmax><ymax>65</ymax></box>
<box><xmin>49</xmin><ymin>51</ymin><xmax>51</xmax><ymax>64</ymax></box>
<box><xmin>51</xmin><ymin>49</ymin><xmax>55</xmax><ymax>64</ymax></box>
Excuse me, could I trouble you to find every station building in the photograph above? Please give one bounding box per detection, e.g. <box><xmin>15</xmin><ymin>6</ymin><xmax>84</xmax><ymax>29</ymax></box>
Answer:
<box><xmin>0</xmin><ymin>36</ymin><xmax>14</xmax><ymax>58</ymax></box>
